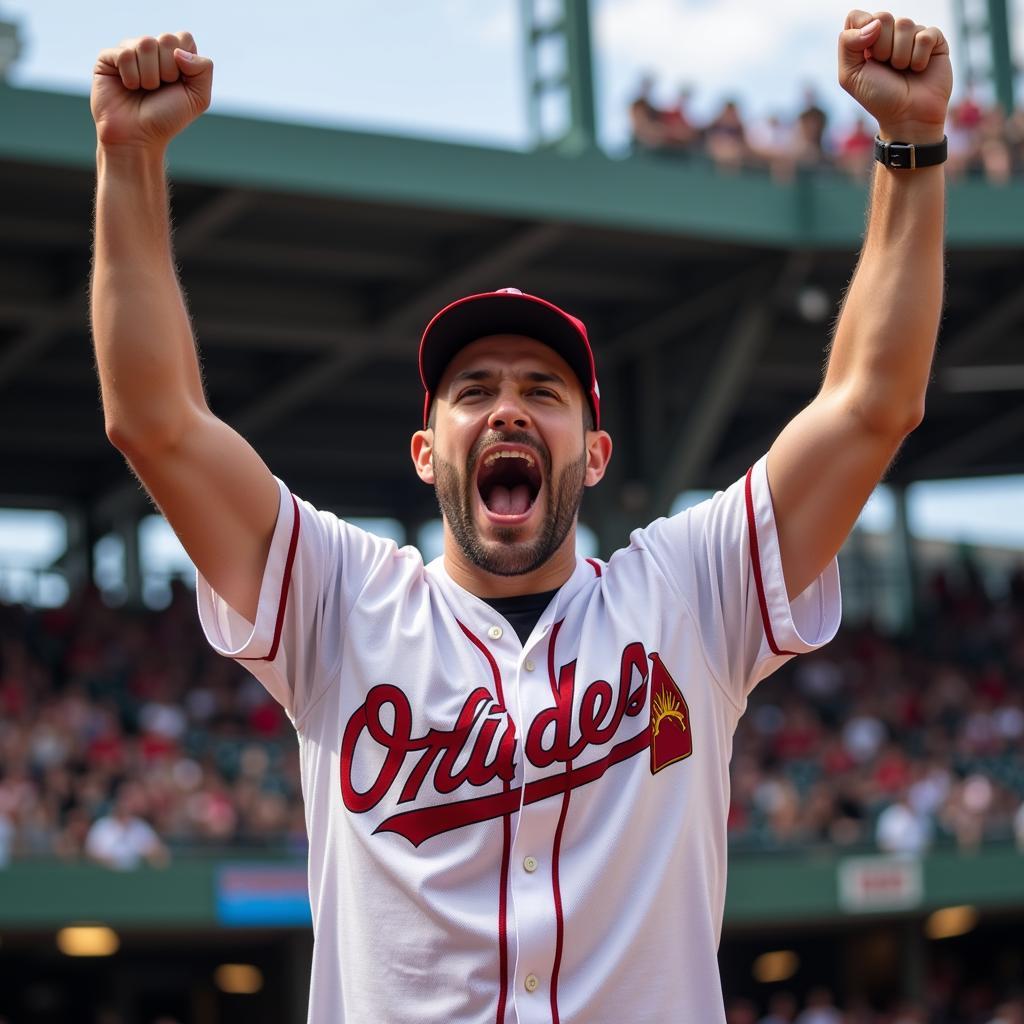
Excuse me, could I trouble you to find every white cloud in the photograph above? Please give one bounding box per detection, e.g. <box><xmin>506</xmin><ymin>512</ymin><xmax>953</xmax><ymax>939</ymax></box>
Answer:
<box><xmin>442</xmin><ymin>0</ymin><xmax>517</xmax><ymax>46</ymax></box>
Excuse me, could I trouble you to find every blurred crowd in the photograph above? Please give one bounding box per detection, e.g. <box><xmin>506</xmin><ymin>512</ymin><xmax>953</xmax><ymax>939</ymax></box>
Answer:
<box><xmin>731</xmin><ymin>560</ymin><xmax>1024</xmax><ymax>857</ymax></box>
<box><xmin>725</xmin><ymin>987</ymin><xmax>1024</xmax><ymax>1024</ymax></box>
<box><xmin>629</xmin><ymin>79</ymin><xmax>1024</xmax><ymax>183</ymax></box>
<box><xmin>1</xmin><ymin>559</ymin><xmax>1023</xmax><ymax>867</ymax></box>
<box><xmin>0</xmin><ymin>581</ymin><xmax>304</xmax><ymax>869</ymax></box>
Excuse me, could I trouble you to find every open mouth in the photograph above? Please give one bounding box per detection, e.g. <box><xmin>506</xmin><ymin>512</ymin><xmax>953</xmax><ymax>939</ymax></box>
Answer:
<box><xmin>475</xmin><ymin>447</ymin><xmax>543</xmax><ymax>519</ymax></box>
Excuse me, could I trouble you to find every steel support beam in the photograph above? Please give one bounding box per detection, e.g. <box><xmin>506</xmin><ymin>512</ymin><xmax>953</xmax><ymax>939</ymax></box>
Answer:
<box><xmin>938</xmin><ymin>285</ymin><xmax>1024</xmax><ymax>365</ymax></box>
<box><xmin>987</xmin><ymin>0</ymin><xmax>1015</xmax><ymax>112</ymax></box>
<box><xmin>0</xmin><ymin>189</ymin><xmax>250</xmax><ymax>392</ymax></box>
<box><xmin>562</xmin><ymin>0</ymin><xmax>597</xmax><ymax>153</ymax></box>
<box><xmin>0</xmin><ymin>307</ymin><xmax>83</xmax><ymax>388</ymax></box>
<box><xmin>599</xmin><ymin>268</ymin><xmax>765</xmax><ymax>369</ymax></box>
<box><xmin>909</xmin><ymin>403</ymin><xmax>1024</xmax><ymax>477</ymax></box>
<box><xmin>941</xmin><ymin>364</ymin><xmax>1024</xmax><ymax>392</ymax></box>
<box><xmin>522</xmin><ymin>0</ymin><xmax>597</xmax><ymax>152</ymax></box>
<box><xmin>651</xmin><ymin>292</ymin><xmax>773</xmax><ymax>512</ymax></box>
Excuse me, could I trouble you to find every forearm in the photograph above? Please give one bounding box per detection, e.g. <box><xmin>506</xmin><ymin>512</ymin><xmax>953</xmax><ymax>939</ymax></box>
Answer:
<box><xmin>824</xmin><ymin>155</ymin><xmax>945</xmax><ymax>435</ymax></box>
<box><xmin>91</xmin><ymin>144</ymin><xmax>207</xmax><ymax>451</ymax></box>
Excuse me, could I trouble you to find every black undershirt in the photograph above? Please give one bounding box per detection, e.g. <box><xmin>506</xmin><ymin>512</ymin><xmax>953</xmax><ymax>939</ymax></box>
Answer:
<box><xmin>481</xmin><ymin>588</ymin><xmax>560</xmax><ymax>646</ymax></box>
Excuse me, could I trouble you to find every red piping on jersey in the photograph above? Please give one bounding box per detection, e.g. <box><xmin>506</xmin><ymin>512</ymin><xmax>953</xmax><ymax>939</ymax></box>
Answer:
<box><xmin>458</xmin><ymin>620</ymin><xmax>511</xmax><ymax>1024</ymax></box>
<box><xmin>238</xmin><ymin>493</ymin><xmax>300</xmax><ymax>663</ymax></box>
<box><xmin>585</xmin><ymin>557</ymin><xmax>602</xmax><ymax>577</ymax></box>
<box><xmin>548</xmin><ymin>619</ymin><xmax>569</xmax><ymax>1024</ymax></box>
<box><xmin>744</xmin><ymin>466</ymin><xmax>797</xmax><ymax>657</ymax></box>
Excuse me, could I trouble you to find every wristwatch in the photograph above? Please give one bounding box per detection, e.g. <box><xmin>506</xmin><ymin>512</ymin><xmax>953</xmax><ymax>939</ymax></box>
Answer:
<box><xmin>874</xmin><ymin>136</ymin><xmax>948</xmax><ymax>169</ymax></box>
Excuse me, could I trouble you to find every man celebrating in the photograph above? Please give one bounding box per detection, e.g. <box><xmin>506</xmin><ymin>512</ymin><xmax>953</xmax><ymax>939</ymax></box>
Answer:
<box><xmin>90</xmin><ymin>13</ymin><xmax>949</xmax><ymax>1023</ymax></box>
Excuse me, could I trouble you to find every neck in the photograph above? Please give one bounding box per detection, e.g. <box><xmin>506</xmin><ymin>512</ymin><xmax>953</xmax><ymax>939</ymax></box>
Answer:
<box><xmin>442</xmin><ymin>526</ymin><xmax>578</xmax><ymax>598</ymax></box>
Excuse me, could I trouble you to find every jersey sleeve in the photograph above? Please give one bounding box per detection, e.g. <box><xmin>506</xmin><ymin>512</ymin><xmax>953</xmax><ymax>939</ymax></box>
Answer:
<box><xmin>195</xmin><ymin>476</ymin><xmax>397</xmax><ymax>724</ymax></box>
<box><xmin>631</xmin><ymin>453</ymin><xmax>841</xmax><ymax>706</ymax></box>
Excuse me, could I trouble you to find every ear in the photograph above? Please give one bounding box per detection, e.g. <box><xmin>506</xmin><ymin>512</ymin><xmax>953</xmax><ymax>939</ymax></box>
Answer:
<box><xmin>411</xmin><ymin>428</ymin><xmax>435</xmax><ymax>484</ymax></box>
<box><xmin>584</xmin><ymin>429</ymin><xmax>613</xmax><ymax>487</ymax></box>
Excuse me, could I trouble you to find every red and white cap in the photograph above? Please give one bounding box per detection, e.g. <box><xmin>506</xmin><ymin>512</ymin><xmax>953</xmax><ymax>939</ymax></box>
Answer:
<box><xmin>418</xmin><ymin>287</ymin><xmax>601</xmax><ymax>429</ymax></box>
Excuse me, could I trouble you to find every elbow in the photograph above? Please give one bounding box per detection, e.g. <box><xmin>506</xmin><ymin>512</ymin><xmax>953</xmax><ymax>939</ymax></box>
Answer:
<box><xmin>105</xmin><ymin>419</ymin><xmax>156</xmax><ymax>458</ymax></box>
<box><xmin>847</xmin><ymin>389</ymin><xmax>926</xmax><ymax>441</ymax></box>
<box><xmin>105</xmin><ymin>410</ymin><xmax>193</xmax><ymax>460</ymax></box>
<box><xmin>104</xmin><ymin>418</ymin><xmax>135</xmax><ymax>455</ymax></box>
<box><xmin>873</xmin><ymin>400</ymin><xmax>925</xmax><ymax>440</ymax></box>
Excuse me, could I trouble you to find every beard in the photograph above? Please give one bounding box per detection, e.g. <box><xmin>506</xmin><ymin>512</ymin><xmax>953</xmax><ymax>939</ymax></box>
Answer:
<box><xmin>433</xmin><ymin>429</ymin><xmax>587</xmax><ymax>577</ymax></box>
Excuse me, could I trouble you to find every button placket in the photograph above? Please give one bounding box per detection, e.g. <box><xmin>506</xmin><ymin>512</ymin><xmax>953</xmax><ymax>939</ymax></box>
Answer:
<box><xmin>507</xmin><ymin>622</ymin><xmax>567</xmax><ymax>1024</ymax></box>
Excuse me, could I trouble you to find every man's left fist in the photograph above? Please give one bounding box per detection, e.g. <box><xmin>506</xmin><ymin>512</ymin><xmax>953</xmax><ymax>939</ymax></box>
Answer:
<box><xmin>839</xmin><ymin>10</ymin><xmax>952</xmax><ymax>144</ymax></box>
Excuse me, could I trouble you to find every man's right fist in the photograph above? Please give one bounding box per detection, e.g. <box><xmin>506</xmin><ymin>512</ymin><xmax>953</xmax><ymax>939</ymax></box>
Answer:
<box><xmin>91</xmin><ymin>33</ymin><xmax>213</xmax><ymax>149</ymax></box>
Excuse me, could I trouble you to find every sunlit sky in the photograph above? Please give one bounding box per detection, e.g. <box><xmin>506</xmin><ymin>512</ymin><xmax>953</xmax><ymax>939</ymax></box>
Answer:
<box><xmin>9</xmin><ymin>0</ymin><xmax>1024</xmax><ymax>148</ymax></box>
<box><xmin>0</xmin><ymin>0</ymin><xmax>1022</xmax><ymax>592</ymax></box>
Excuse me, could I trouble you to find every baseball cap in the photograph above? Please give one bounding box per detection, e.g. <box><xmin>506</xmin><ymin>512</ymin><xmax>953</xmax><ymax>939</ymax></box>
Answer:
<box><xmin>418</xmin><ymin>287</ymin><xmax>601</xmax><ymax>429</ymax></box>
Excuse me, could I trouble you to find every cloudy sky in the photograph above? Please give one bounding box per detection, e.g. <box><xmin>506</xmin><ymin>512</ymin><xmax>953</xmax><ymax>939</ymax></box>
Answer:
<box><xmin>6</xmin><ymin>0</ymin><xmax>1021</xmax><ymax>149</ymax></box>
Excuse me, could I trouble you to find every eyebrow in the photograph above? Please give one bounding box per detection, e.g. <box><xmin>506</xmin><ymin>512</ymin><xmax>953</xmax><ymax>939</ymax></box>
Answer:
<box><xmin>450</xmin><ymin>369</ymin><xmax>568</xmax><ymax>386</ymax></box>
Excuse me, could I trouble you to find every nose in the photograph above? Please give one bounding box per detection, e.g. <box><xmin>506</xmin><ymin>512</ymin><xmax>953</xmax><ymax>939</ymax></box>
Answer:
<box><xmin>487</xmin><ymin>388</ymin><xmax>531</xmax><ymax>431</ymax></box>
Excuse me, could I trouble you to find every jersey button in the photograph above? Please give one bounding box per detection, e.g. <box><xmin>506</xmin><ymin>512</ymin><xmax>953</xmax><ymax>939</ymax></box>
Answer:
<box><xmin>524</xmin><ymin>974</ymin><xmax>539</xmax><ymax>993</ymax></box>
<box><xmin>524</xmin><ymin>659</ymin><xmax>535</xmax><ymax>672</ymax></box>
<box><xmin>523</xmin><ymin>855</ymin><xmax>538</xmax><ymax>873</ymax></box>
<box><xmin>488</xmin><ymin>625</ymin><xmax>503</xmax><ymax>640</ymax></box>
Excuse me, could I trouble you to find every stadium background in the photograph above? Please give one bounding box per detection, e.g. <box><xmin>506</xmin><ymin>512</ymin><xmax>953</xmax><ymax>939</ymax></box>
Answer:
<box><xmin>1</xmin><ymin>1</ymin><xmax>1024</xmax><ymax>1021</ymax></box>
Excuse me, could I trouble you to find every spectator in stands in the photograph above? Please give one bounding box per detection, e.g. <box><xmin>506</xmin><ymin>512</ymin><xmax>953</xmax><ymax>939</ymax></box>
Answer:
<box><xmin>890</xmin><ymin>1005</ymin><xmax>927</xmax><ymax>1024</ymax></box>
<box><xmin>940</xmin><ymin>773</ymin><xmax>994</xmax><ymax>851</ymax></box>
<box><xmin>629</xmin><ymin>74</ymin><xmax>668</xmax><ymax>152</ymax></box>
<box><xmin>842</xmin><ymin>698</ymin><xmax>887</xmax><ymax>766</ymax></box>
<box><xmin>977</xmin><ymin>104</ymin><xmax>1013</xmax><ymax>184</ymax></box>
<box><xmin>726</xmin><ymin>998</ymin><xmax>759</xmax><ymax>1024</ymax></box>
<box><xmin>1005</xmin><ymin>109</ymin><xmax>1024</xmax><ymax>173</ymax></box>
<box><xmin>747</xmin><ymin>112</ymin><xmax>797</xmax><ymax>180</ymax></box>
<box><xmin>660</xmin><ymin>85</ymin><xmax>701</xmax><ymax>156</ymax></box>
<box><xmin>987</xmin><ymin>998</ymin><xmax>1024</xmax><ymax>1024</ymax></box>
<box><xmin>837</xmin><ymin>117</ymin><xmax>875</xmax><ymax>179</ymax></box>
<box><xmin>947</xmin><ymin>92</ymin><xmax>984</xmax><ymax>177</ymax></box>
<box><xmin>795</xmin><ymin>987</ymin><xmax>842</xmax><ymax>1024</ymax></box>
<box><xmin>875</xmin><ymin>788</ymin><xmax>932</xmax><ymax>855</ymax></box>
<box><xmin>84</xmin><ymin>780</ymin><xmax>169</xmax><ymax>870</ymax></box>
<box><xmin>794</xmin><ymin>87</ymin><xmax>829</xmax><ymax>168</ymax></box>
<box><xmin>758</xmin><ymin>990</ymin><xmax>798</xmax><ymax>1024</ymax></box>
<box><xmin>705</xmin><ymin>99</ymin><xmax>748</xmax><ymax>171</ymax></box>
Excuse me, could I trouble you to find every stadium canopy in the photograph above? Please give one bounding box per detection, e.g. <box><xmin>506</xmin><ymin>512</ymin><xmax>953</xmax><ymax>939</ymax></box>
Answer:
<box><xmin>2</xmin><ymin>83</ymin><xmax>1024</xmax><ymax>561</ymax></box>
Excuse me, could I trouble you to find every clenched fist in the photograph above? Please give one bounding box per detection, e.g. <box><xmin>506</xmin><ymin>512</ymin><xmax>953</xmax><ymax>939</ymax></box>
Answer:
<box><xmin>839</xmin><ymin>10</ymin><xmax>951</xmax><ymax>143</ymax></box>
<box><xmin>91</xmin><ymin>32</ymin><xmax>213</xmax><ymax>150</ymax></box>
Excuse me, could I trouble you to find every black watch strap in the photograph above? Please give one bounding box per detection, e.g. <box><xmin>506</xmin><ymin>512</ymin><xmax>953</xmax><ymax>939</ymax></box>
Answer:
<box><xmin>874</xmin><ymin>135</ymin><xmax>948</xmax><ymax>169</ymax></box>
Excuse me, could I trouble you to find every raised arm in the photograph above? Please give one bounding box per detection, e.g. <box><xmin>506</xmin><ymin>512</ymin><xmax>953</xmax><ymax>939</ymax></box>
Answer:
<box><xmin>90</xmin><ymin>33</ymin><xmax>279</xmax><ymax>622</ymax></box>
<box><xmin>767</xmin><ymin>11</ymin><xmax>951</xmax><ymax>599</ymax></box>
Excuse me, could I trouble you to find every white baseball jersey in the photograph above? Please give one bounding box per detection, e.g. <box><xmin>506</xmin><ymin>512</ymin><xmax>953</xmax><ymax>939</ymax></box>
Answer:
<box><xmin>197</xmin><ymin>453</ymin><xmax>840</xmax><ymax>1024</ymax></box>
